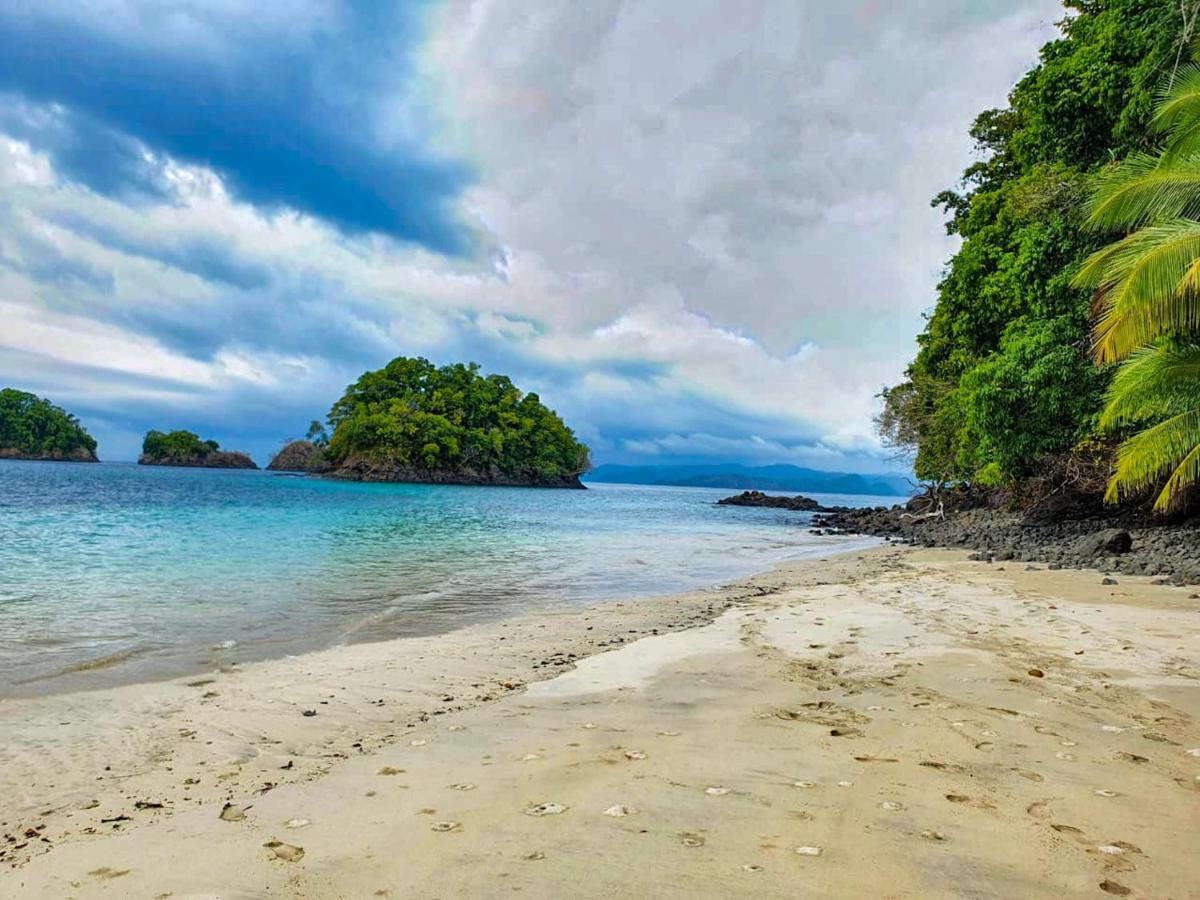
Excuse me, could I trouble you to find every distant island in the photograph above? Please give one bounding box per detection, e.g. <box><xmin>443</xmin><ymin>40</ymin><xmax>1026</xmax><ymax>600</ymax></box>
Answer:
<box><xmin>584</xmin><ymin>463</ymin><xmax>911</xmax><ymax>497</ymax></box>
<box><xmin>322</xmin><ymin>356</ymin><xmax>589</xmax><ymax>487</ymax></box>
<box><xmin>0</xmin><ymin>388</ymin><xmax>98</xmax><ymax>462</ymax></box>
<box><xmin>139</xmin><ymin>430</ymin><xmax>258</xmax><ymax>469</ymax></box>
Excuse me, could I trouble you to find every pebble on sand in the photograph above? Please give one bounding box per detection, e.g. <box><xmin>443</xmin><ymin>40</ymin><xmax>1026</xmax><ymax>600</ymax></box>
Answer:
<box><xmin>603</xmin><ymin>804</ymin><xmax>633</xmax><ymax>816</ymax></box>
<box><xmin>624</xmin><ymin>750</ymin><xmax>647</xmax><ymax>760</ymax></box>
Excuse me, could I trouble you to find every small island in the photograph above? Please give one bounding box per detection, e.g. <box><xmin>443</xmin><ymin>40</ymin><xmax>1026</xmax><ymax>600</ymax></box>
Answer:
<box><xmin>139</xmin><ymin>430</ymin><xmax>258</xmax><ymax>469</ymax></box>
<box><xmin>323</xmin><ymin>356</ymin><xmax>590</xmax><ymax>487</ymax></box>
<box><xmin>267</xmin><ymin>440</ymin><xmax>330</xmax><ymax>473</ymax></box>
<box><xmin>716</xmin><ymin>490</ymin><xmax>824</xmax><ymax>511</ymax></box>
<box><xmin>0</xmin><ymin>388</ymin><xmax>99</xmax><ymax>462</ymax></box>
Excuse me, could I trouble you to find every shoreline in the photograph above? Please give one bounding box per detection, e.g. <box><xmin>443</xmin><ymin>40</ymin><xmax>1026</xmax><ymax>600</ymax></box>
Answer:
<box><xmin>4</xmin><ymin>545</ymin><xmax>1198</xmax><ymax>897</ymax></box>
<box><xmin>2</xmin><ymin>533</ymin><xmax>883</xmax><ymax>701</ymax></box>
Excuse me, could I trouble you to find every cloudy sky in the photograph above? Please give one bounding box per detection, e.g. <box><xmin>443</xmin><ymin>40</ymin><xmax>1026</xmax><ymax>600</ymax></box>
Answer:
<box><xmin>0</xmin><ymin>0</ymin><xmax>1061</xmax><ymax>468</ymax></box>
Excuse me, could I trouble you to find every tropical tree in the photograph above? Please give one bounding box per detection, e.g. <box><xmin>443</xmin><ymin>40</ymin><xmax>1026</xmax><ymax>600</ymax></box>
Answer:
<box><xmin>1074</xmin><ymin>63</ymin><xmax>1200</xmax><ymax>509</ymax></box>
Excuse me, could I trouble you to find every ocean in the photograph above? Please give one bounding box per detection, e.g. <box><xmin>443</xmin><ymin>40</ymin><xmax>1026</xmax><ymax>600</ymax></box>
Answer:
<box><xmin>0</xmin><ymin>460</ymin><xmax>900</xmax><ymax>696</ymax></box>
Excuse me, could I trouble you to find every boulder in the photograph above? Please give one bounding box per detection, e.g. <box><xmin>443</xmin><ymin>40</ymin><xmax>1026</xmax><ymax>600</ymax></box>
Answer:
<box><xmin>1077</xmin><ymin>529</ymin><xmax>1133</xmax><ymax>557</ymax></box>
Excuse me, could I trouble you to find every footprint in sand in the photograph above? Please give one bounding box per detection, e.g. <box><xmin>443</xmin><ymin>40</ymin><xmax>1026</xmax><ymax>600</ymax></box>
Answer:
<box><xmin>449</xmin><ymin>783</ymin><xmax>476</xmax><ymax>791</ymax></box>
<box><xmin>680</xmin><ymin>833</ymin><xmax>706</xmax><ymax>847</ymax></box>
<box><xmin>1099</xmin><ymin>881</ymin><xmax>1131</xmax><ymax>896</ymax></box>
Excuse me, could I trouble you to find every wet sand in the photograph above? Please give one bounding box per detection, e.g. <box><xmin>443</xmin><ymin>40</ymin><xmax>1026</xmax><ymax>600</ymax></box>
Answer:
<box><xmin>2</xmin><ymin>547</ymin><xmax>1198</xmax><ymax>898</ymax></box>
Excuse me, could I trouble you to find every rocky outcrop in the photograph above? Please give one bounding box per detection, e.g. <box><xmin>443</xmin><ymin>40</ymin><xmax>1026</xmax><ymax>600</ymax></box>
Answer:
<box><xmin>0</xmin><ymin>446</ymin><xmax>98</xmax><ymax>463</ymax></box>
<box><xmin>267</xmin><ymin>440</ymin><xmax>329</xmax><ymax>473</ymax></box>
<box><xmin>139</xmin><ymin>451</ymin><xmax>258</xmax><ymax>469</ymax></box>
<box><xmin>813</xmin><ymin>498</ymin><xmax>1200</xmax><ymax>585</ymax></box>
<box><xmin>717</xmin><ymin>490</ymin><xmax>823</xmax><ymax>511</ymax></box>
<box><xmin>327</xmin><ymin>455</ymin><xmax>585</xmax><ymax>488</ymax></box>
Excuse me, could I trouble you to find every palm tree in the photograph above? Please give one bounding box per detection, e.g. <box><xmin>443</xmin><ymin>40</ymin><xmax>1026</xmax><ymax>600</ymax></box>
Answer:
<box><xmin>1074</xmin><ymin>65</ymin><xmax>1200</xmax><ymax>510</ymax></box>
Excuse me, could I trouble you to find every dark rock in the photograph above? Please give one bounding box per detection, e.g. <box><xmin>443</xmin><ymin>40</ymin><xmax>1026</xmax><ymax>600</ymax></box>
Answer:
<box><xmin>1072</xmin><ymin>529</ymin><xmax>1132</xmax><ymax>557</ymax></box>
<box><xmin>139</xmin><ymin>450</ymin><xmax>258</xmax><ymax>469</ymax></box>
<box><xmin>716</xmin><ymin>491</ymin><xmax>822</xmax><ymax>511</ymax></box>
<box><xmin>1102</xmin><ymin>577</ymin><xmax>1119</xmax><ymax>586</ymax></box>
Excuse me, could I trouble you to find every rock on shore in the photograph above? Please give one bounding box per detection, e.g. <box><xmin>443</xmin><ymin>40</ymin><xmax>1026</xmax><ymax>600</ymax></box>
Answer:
<box><xmin>815</xmin><ymin>498</ymin><xmax>1200</xmax><ymax>585</ymax></box>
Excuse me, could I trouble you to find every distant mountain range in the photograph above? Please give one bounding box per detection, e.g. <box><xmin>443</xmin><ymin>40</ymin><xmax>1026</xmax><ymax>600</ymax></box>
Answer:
<box><xmin>584</xmin><ymin>464</ymin><xmax>914</xmax><ymax>497</ymax></box>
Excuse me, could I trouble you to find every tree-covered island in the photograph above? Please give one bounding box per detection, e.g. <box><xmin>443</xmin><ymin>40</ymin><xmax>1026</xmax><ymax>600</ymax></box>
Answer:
<box><xmin>139</xmin><ymin>430</ymin><xmax>258</xmax><ymax>469</ymax></box>
<box><xmin>321</xmin><ymin>356</ymin><xmax>590</xmax><ymax>487</ymax></box>
<box><xmin>0</xmin><ymin>388</ymin><xmax>99</xmax><ymax>462</ymax></box>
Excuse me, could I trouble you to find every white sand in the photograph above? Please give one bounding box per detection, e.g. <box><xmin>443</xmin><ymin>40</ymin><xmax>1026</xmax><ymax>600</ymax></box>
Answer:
<box><xmin>2</xmin><ymin>547</ymin><xmax>1198</xmax><ymax>898</ymax></box>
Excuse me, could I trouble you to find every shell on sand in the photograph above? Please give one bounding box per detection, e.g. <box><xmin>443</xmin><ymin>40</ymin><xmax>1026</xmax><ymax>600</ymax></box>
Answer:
<box><xmin>430</xmin><ymin>821</ymin><xmax>461</xmax><ymax>833</ymax></box>
<box><xmin>525</xmin><ymin>802</ymin><xmax>567</xmax><ymax>817</ymax></box>
<box><xmin>449</xmin><ymin>783</ymin><xmax>476</xmax><ymax>791</ymax></box>
<box><xmin>624</xmin><ymin>750</ymin><xmax>647</xmax><ymax>760</ymax></box>
<box><xmin>603</xmin><ymin>804</ymin><xmax>633</xmax><ymax>816</ymax></box>
<box><xmin>285</xmin><ymin>818</ymin><xmax>310</xmax><ymax>829</ymax></box>
<box><xmin>705</xmin><ymin>786</ymin><xmax>730</xmax><ymax>796</ymax></box>
<box><xmin>794</xmin><ymin>846</ymin><xmax>823</xmax><ymax>856</ymax></box>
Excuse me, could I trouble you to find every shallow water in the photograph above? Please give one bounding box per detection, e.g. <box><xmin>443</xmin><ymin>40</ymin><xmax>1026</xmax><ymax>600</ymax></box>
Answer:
<box><xmin>0</xmin><ymin>460</ymin><xmax>900</xmax><ymax>695</ymax></box>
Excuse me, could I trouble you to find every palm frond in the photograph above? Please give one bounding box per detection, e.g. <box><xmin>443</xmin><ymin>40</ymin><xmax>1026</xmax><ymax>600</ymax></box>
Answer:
<box><xmin>1100</xmin><ymin>340</ymin><xmax>1200</xmax><ymax>427</ymax></box>
<box><xmin>1151</xmin><ymin>63</ymin><xmax>1200</xmax><ymax>134</ymax></box>
<box><xmin>1085</xmin><ymin>153</ymin><xmax>1200</xmax><ymax>231</ymax></box>
<box><xmin>1106</xmin><ymin>408</ymin><xmax>1200</xmax><ymax>509</ymax></box>
<box><xmin>1076</xmin><ymin>220</ymin><xmax>1200</xmax><ymax>361</ymax></box>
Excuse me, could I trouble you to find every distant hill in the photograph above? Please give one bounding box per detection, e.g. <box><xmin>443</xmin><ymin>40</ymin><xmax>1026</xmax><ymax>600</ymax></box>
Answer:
<box><xmin>584</xmin><ymin>463</ymin><xmax>912</xmax><ymax>497</ymax></box>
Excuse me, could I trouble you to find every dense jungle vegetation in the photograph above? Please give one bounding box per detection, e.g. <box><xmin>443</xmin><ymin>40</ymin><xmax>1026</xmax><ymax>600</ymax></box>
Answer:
<box><xmin>879</xmin><ymin>0</ymin><xmax>1200</xmax><ymax>509</ymax></box>
<box><xmin>0</xmin><ymin>388</ymin><xmax>98</xmax><ymax>459</ymax></box>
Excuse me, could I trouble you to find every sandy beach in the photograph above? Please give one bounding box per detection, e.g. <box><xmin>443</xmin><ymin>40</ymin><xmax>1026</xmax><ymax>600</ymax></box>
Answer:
<box><xmin>3</xmin><ymin>546</ymin><xmax>1198</xmax><ymax>899</ymax></box>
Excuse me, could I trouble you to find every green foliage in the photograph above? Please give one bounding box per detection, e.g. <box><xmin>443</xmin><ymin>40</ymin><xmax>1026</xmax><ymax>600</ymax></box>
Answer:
<box><xmin>956</xmin><ymin>317</ymin><xmax>1106</xmax><ymax>477</ymax></box>
<box><xmin>0</xmin><ymin>388</ymin><xmax>97</xmax><ymax>457</ymax></box>
<box><xmin>142</xmin><ymin>430</ymin><xmax>220</xmax><ymax>460</ymax></box>
<box><xmin>1074</xmin><ymin>60</ymin><xmax>1200</xmax><ymax>508</ymax></box>
<box><xmin>326</xmin><ymin>356</ymin><xmax>590</xmax><ymax>481</ymax></box>
<box><xmin>305</xmin><ymin>420</ymin><xmax>330</xmax><ymax>448</ymax></box>
<box><xmin>886</xmin><ymin>0</ymin><xmax>1182</xmax><ymax>485</ymax></box>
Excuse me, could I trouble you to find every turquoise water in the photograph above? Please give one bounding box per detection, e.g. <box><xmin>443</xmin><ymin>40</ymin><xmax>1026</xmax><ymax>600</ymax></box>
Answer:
<box><xmin>0</xmin><ymin>460</ymin><xmax>900</xmax><ymax>696</ymax></box>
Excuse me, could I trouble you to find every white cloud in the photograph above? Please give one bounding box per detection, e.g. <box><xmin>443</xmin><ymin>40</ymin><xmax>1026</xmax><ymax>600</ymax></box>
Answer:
<box><xmin>0</xmin><ymin>0</ymin><xmax>1062</xmax><ymax>468</ymax></box>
